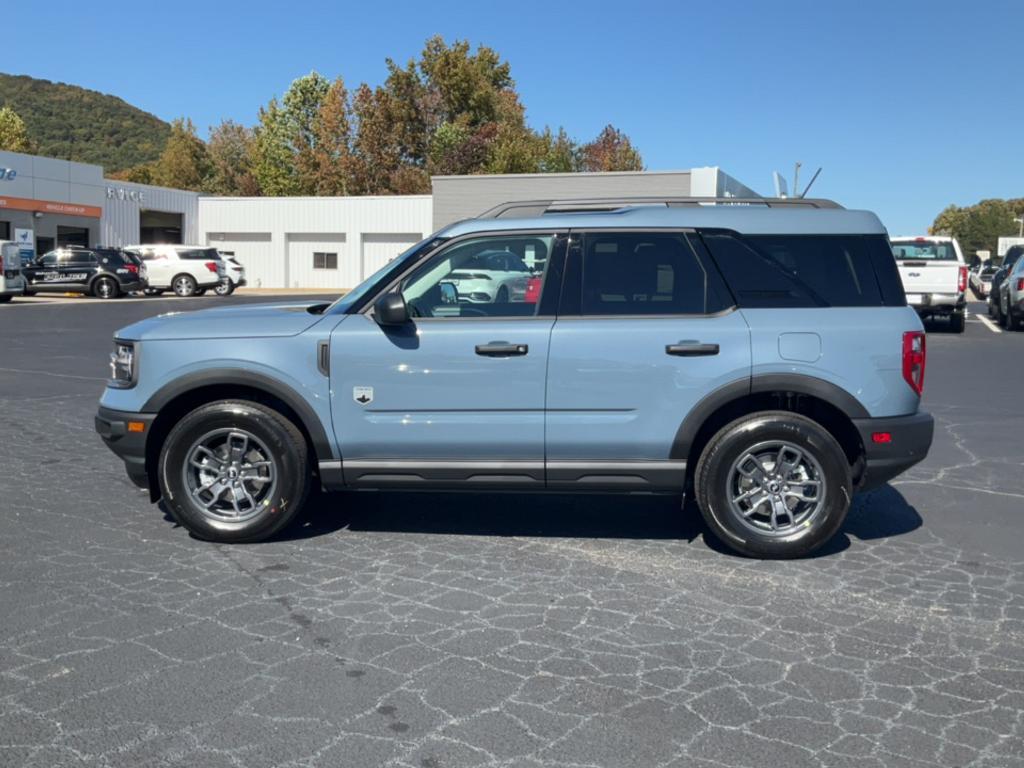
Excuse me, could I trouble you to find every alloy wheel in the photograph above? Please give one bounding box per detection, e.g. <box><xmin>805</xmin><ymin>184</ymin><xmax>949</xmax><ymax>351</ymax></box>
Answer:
<box><xmin>726</xmin><ymin>440</ymin><xmax>827</xmax><ymax>536</ymax></box>
<box><xmin>181</xmin><ymin>428</ymin><xmax>277</xmax><ymax>523</ymax></box>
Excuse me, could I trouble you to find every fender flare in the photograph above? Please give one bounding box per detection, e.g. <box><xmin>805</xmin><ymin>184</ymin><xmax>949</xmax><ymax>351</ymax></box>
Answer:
<box><xmin>670</xmin><ymin>374</ymin><xmax>869</xmax><ymax>460</ymax></box>
<box><xmin>142</xmin><ymin>368</ymin><xmax>335</xmax><ymax>460</ymax></box>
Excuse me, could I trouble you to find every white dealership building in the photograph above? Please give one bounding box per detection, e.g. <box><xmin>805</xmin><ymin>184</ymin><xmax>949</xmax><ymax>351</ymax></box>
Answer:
<box><xmin>0</xmin><ymin>148</ymin><xmax>757</xmax><ymax>290</ymax></box>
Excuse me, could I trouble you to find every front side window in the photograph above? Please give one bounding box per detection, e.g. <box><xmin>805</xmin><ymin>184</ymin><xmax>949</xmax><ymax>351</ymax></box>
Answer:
<box><xmin>313</xmin><ymin>252</ymin><xmax>338</xmax><ymax>270</ymax></box>
<box><xmin>399</xmin><ymin>234</ymin><xmax>553</xmax><ymax>318</ymax></box>
<box><xmin>62</xmin><ymin>250</ymin><xmax>97</xmax><ymax>266</ymax></box>
<box><xmin>580</xmin><ymin>232</ymin><xmax>726</xmax><ymax>316</ymax></box>
<box><xmin>37</xmin><ymin>252</ymin><xmax>59</xmax><ymax>267</ymax></box>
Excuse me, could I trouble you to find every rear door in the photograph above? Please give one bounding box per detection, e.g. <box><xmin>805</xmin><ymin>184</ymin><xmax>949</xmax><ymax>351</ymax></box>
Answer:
<box><xmin>891</xmin><ymin>238</ymin><xmax>962</xmax><ymax>303</ymax></box>
<box><xmin>544</xmin><ymin>230</ymin><xmax>751</xmax><ymax>490</ymax></box>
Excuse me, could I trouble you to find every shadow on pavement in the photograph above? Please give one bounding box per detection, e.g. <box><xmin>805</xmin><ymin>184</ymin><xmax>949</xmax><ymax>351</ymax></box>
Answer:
<box><xmin>263</xmin><ymin>482</ymin><xmax>923</xmax><ymax>557</ymax></box>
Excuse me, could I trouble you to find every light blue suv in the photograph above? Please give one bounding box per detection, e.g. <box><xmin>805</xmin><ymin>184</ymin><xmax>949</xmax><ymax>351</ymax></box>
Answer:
<box><xmin>96</xmin><ymin>198</ymin><xmax>934</xmax><ymax>558</ymax></box>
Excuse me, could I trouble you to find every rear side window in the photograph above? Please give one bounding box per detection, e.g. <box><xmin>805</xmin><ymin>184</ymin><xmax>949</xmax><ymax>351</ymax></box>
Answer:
<box><xmin>178</xmin><ymin>248</ymin><xmax>221</xmax><ymax>260</ymax></box>
<box><xmin>580</xmin><ymin>232</ymin><xmax>728</xmax><ymax>316</ymax></box>
<box><xmin>701</xmin><ymin>232</ymin><xmax>902</xmax><ymax>308</ymax></box>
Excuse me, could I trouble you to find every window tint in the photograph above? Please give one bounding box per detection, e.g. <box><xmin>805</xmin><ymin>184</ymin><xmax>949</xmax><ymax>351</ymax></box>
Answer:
<box><xmin>400</xmin><ymin>235</ymin><xmax>553</xmax><ymax>318</ymax></box>
<box><xmin>178</xmin><ymin>248</ymin><xmax>221</xmax><ymax>260</ymax></box>
<box><xmin>313</xmin><ymin>252</ymin><xmax>338</xmax><ymax>270</ymax></box>
<box><xmin>64</xmin><ymin>250</ymin><xmax>97</xmax><ymax>266</ymax></box>
<box><xmin>890</xmin><ymin>240</ymin><xmax>958</xmax><ymax>261</ymax></box>
<box><xmin>38</xmin><ymin>252</ymin><xmax>59</xmax><ymax>267</ymax></box>
<box><xmin>580</xmin><ymin>232</ymin><xmax>726</xmax><ymax>316</ymax></box>
<box><xmin>702</xmin><ymin>233</ymin><xmax>895</xmax><ymax>308</ymax></box>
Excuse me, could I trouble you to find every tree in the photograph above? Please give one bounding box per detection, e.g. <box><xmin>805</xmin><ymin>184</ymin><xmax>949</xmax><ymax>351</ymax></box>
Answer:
<box><xmin>252</xmin><ymin>98</ymin><xmax>300</xmax><ymax>196</ymax></box>
<box><xmin>206</xmin><ymin>120</ymin><xmax>259</xmax><ymax>196</ymax></box>
<box><xmin>151</xmin><ymin>118</ymin><xmax>210</xmax><ymax>191</ymax></box>
<box><xmin>0</xmin><ymin>106</ymin><xmax>35</xmax><ymax>153</ymax></box>
<box><xmin>931</xmin><ymin>199</ymin><xmax>1024</xmax><ymax>258</ymax></box>
<box><xmin>107</xmin><ymin>163</ymin><xmax>156</xmax><ymax>184</ymax></box>
<box><xmin>578</xmin><ymin>125</ymin><xmax>644</xmax><ymax>172</ymax></box>
<box><xmin>309</xmin><ymin>78</ymin><xmax>356</xmax><ymax>196</ymax></box>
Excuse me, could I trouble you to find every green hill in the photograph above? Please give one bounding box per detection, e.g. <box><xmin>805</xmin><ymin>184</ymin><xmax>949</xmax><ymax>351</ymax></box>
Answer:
<box><xmin>0</xmin><ymin>73</ymin><xmax>170</xmax><ymax>171</ymax></box>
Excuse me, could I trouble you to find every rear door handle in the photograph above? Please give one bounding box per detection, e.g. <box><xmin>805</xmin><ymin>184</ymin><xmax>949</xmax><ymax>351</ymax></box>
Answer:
<box><xmin>666</xmin><ymin>341</ymin><xmax>719</xmax><ymax>357</ymax></box>
<box><xmin>476</xmin><ymin>341</ymin><xmax>529</xmax><ymax>357</ymax></box>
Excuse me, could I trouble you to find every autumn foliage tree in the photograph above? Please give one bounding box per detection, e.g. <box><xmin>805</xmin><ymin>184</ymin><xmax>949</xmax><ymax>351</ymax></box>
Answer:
<box><xmin>931</xmin><ymin>199</ymin><xmax>1024</xmax><ymax>258</ymax></box>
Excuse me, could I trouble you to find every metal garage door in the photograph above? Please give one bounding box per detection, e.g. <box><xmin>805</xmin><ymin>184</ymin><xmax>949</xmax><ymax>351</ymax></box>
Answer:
<box><xmin>286</xmin><ymin>233</ymin><xmax>352</xmax><ymax>290</ymax></box>
<box><xmin>362</xmin><ymin>233</ymin><xmax>423</xmax><ymax>281</ymax></box>
<box><xmin>206</xmin><ymin>232</ymin><xmax>278</xmax><ymax>287</ymax></box>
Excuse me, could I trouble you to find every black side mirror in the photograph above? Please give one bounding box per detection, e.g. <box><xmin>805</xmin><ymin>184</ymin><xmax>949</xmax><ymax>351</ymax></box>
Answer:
<box><xmin>374</xmin><ymin>292</ymin><xmax>410</xmax><ymax>326</ymax></box>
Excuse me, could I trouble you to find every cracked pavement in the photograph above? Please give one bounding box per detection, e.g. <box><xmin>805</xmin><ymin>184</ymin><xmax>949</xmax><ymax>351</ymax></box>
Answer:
<box><xmin>1</xmin><ymin>297</ymin><xmax>1022</xmax><ymax>767</ymax></box>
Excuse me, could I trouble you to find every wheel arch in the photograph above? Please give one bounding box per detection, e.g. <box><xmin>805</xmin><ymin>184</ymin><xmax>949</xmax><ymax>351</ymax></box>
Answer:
<box><xmin>673</xmin><ymin>374</ymin><xmax>868</xmax><ymax>484</ymax></box>
<box><xmin>142</xmin><ymin>370</ymin><xmax>334</xmax><ymax>501</ymax></box>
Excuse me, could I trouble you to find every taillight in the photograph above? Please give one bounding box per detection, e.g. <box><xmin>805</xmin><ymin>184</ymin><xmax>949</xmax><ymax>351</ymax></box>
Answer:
<box><xmin>957</xmin><ymin>265</ymin><xmax>968</xmax><ymax>293</ymax></box>
<box><xmin>902</xmin><ymin>331</ymin><xmax>926</xmax><ymax>396</ymax></box>
<box><xmin>0</xmin><ymin>254</ymin><xmax>4</xmax><ymax>270</ymax></box>
<box><xmin>204</xmin><ymin>262</ymin><xmax>218</xmax><ymax>273</ymax></box>
<box><xmin>125</xmin><ymin>263</ymin><xmax>139</xmax><ymax>274</ymax></box>
<box><xmin>1017</xmin><ymin>278</ymin><xmax>1024</xmax><ymax>292</ymax></box>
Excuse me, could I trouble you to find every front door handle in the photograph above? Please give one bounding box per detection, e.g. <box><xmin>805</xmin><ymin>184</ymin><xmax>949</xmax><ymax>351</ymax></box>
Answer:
<box><xmin>476</xmin><ymin>341</ymin><xmax>529</xmax><ymax>357</ymax></box>
<box><xmin>666</xmin><ymin>341</ymin><xmax>719</xmax><ymax>357</ymax></box>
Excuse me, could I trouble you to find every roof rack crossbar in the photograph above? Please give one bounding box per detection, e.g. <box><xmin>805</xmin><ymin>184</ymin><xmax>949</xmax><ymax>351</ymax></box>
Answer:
<box><xmin>477</xmin><ymin>196</ymin><xmax>843</xmax><ymax>219</ymax></box>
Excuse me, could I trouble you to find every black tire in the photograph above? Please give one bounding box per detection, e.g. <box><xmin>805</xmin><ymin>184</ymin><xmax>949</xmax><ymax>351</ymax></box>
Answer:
<box><xmin>172</xmin><ymin>274</ymin><xmax>197</xmax><ymax>297</ymax></box>
<box><xmin>695</xmin><ymin>411</ymin><xmax>852</xmax><ymax>559</ymax></box>
<box><xmin>0</xmin><ymin>295</ymin><xmax>11</xmax><ymax>303</ymax></box>
<box><xmin>143</xmin><ymin>288</ymin><xmax>164</xmax><ymax>297</ymax></box>
<box><xmin>158</xmin><ymin>400</ymin><xmax>310</xmax><ymax>542</ymax></box>
<box><xmin>22</xmin><ymin>290</ymin><xmax>35</xmax><ymax>297</ymax></box>
<box><xmin>949</xmin><ymin>311</ymin><xmax>965</xmax><ymax>333</ymax></box>
<box><xmin>195</xmin><ymin>288</ymin><xmax>207</xmax><ymax>296</ymax></box>
<box><xmin>214</xmin><ymin>280</ymin><xmax>235</xmax><ymax>296</ymax></box>
<box><xmin>92</xmin><ymin>276</ymin><xmax>120</xmax><ymax>300</ymax></box>
<box><xmin>495</xmin><ymin>286</ymin><xmax>509</xmax><ymax>303</ymax></box>
<box><xmin>1008</xmin><ymin>310</ymin><xmax>1022</xmax><ymax>332</ymax></box>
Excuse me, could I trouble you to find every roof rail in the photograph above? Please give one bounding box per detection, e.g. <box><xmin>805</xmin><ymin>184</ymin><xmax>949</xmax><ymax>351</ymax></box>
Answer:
<box><xmin>476</xmin><ymin>196</ymin><xmax>843</xmax><ymax>219</ymax></box>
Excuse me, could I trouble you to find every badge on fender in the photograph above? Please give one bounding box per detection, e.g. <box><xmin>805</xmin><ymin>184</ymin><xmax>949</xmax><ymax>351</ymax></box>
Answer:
<box><xmin>353</xmin><ymin>386</ymin><xmax>373</xmax><ymax>405</ymax></box>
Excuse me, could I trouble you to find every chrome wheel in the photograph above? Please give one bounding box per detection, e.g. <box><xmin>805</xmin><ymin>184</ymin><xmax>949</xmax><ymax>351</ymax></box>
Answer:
<box><xmin>173</xmin><ymin>276</ymin><xmax>196</xmax><ymax>297</ymax></box>
<box><xmin>726</xmin><ymin>440</ymin><xmax>826</xmax><ymax>537</ymax></box>
<box><xmin>214</xmin><ymin>279</ymin><xmax>233</xmax><ymax>296</ymax></box>
<box><xmin>95</xmin><ymin>278</ymin><xmax>117</xmax><ymax>299</ymax></box>
<box><xmin>182</xmin><ymin>428</ymin><xmax>277</xmax><ymax>523</ymax></box>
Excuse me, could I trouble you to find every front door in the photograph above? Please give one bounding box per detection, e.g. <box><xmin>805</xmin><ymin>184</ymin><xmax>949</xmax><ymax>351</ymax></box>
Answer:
<box><xmin>330</xmin><ymin>231</ymin><xmax>566</xmax><ymax>488</ymax></box>
<box><xmin>545</xmin><ymin>230</ymin><xmax>752</xmax><ymax>490</ymax></box>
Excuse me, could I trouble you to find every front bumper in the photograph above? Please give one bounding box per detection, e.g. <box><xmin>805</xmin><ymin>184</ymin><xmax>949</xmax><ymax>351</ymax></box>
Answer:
<box><xmin>95</xmin><ymin>406</ymin><xmax>156</xmax><ymax>490</ymax></box>
<box><xmin>853</xmin><ymin>411</ymin><xmax>934</xmax><ymax>491</ymax></box>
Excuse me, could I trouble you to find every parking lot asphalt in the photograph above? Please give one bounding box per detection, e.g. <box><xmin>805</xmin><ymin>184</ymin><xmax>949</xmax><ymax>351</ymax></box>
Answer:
<box><xmin>1</xmin><ymin>295</ymin><xmax>1022</xmax><ymax>768</ymax></box>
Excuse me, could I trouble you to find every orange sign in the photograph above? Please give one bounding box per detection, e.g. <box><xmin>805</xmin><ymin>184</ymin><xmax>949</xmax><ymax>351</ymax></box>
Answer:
<box><xmin>0</xmin><ymin>194</ymin><xmax>102</xmax><ymax>219</ymax></box>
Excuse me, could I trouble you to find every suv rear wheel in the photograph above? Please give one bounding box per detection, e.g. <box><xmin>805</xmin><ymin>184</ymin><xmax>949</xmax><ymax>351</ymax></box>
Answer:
<box><xmin>949</xmin><ymin>311</ymin><xmax>965</xmax><ymax>333</ymax></box>
<box><xmin>172</xmin><ymin>274</ymin><xmax>198</xmax><ymax>297</ymax></box>
<box><xmin>695</xmin><ymin>411</ymin><xmax>851</xmax><ymax>558</ymax></box>
<box><xmin>158</xmin><ymin>400</ymin><xmax>310</xmax><ymax>542</ymax></box>
<box><xmin>93</xmin><ymin>276</ymin><xmax>119</xmax><ymax>300</ymax></box>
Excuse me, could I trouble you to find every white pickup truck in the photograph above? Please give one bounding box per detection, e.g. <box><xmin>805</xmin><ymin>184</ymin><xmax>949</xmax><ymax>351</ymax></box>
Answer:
<box><xmin>891</xmin><ymin>236</ymin><xmax>968</xmax><ymax>333</ymax></box>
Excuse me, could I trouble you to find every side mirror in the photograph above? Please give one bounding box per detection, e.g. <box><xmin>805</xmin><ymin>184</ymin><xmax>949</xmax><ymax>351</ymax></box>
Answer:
<box><xmin>374</xmin><ymin>292</ymin><xmax>410</xmax><ymax>326</ymax></box>
<box><xmin>439</xmin><ymin>281</ymin><xmax>458</xmax><ymax>305</ymax></box>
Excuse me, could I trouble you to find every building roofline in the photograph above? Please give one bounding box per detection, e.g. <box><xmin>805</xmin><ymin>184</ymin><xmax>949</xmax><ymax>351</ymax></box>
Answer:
<box><xmin>199</xmin><ymin>194</ymin><xmax>433</xmax><ymax>202</ymax></box>
<box><xmin>430</xmin><ymin>169</ymin><xmax>703</xmax><ymax>181</ymax></box>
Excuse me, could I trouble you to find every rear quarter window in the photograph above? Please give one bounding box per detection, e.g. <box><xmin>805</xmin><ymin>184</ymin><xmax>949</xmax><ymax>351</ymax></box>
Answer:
<box><xmin>701</xmin><ymin>232</ymin><xmax>904</xmax><ymax>308</ymax></box>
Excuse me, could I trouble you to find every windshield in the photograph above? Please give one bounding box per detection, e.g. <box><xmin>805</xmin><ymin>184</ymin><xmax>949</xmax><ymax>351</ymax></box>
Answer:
<box><xmin>891</xmin><ymin>240</ymin><xmax>958</xmax><ymax>260</ymax></box>
<box><xmin>326</xmin><ymin>236</ymin><xmax>446</xmax><ymax>314</ymax></box>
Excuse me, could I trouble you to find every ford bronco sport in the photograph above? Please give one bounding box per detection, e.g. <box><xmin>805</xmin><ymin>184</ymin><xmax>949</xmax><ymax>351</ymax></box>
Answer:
<box><xmin>96</xmin><ymin>197</ymin><xmax>934</xmax><ymax>558</ymax></box>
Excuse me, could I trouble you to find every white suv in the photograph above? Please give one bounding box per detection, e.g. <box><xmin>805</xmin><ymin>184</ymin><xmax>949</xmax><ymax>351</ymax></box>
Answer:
<box><xmin>124</xmin><ymin>245</ymin><xmax>225</xmax><ymax>297</ymax></box>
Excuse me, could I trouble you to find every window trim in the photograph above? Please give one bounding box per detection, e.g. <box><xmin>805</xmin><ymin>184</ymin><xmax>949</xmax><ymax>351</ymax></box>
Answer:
<box><xmin>359</xmin><ymin>229</ymin><xmax>570</xmax><ymax>322</ymax></box>
<box><xmin>560</xmin><ymin>227</ymin><xmax>737</xmax><ymax>319</ymax></box>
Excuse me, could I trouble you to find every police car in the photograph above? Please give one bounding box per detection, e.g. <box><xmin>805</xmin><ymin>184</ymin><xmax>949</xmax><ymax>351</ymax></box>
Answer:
<box><xmin>23</xmin><ymin>246</ymin><xmax>147</xmax><ymax>299</ymax></box>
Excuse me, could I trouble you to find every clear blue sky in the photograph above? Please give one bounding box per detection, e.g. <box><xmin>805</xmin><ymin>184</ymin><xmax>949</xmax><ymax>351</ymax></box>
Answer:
<box><xmin>4</xmin><ymin>0</ymin><xmax>1021</xmax><ymax>234</ymax></box>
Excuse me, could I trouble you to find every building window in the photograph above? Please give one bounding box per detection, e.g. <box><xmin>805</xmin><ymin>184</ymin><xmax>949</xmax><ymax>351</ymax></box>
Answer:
<box><xmin>313</xmin><ymin>252</ymin><xmax>338</xmax><ymax>270</ymax></box>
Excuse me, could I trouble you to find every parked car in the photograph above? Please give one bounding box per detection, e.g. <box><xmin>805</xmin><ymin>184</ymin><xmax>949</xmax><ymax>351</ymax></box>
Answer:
<box><xmin>445</xmin><ymin>248</ymin><xmax>537</xmax><ymax>304</ymax></box>
<box><xmin>890</xmin><ymin>236</ymin><xmax>967</xmax><ymax>332</ymax></box>
<box><xmin>0</xmin><ymin>241</ymin><xmax>26</xmax><ymax>303</ymax></box>
<box><xmin>96</xmin><ymin>197</ymin><xmax>933</xmax><ymax>559</ymax></box>
<box><xmin>22</xmin><ymin>246</ymin><xmax>145</xmax><ymax>299</ymax></box>
<box><xmin>988</xmin><ymin>246</ymin><xmax>1024</xmax><ymax>323</ymax></box>
<box><xmin>123</xmin><ymin>245</ymin><xmax>224</xmax><ymax>297</ymax></box>
<box><xmin>996</xmin><ymin>253</ymin><xmax>1024</xmax><ymax>330</ymax></box>
<box><xmin>206</xmin><ymin>250</ymin><xmax>247</xmax><ymax>296</ymax></box>
<box><xmin>970</xmin><ymin>263</ymin><xmax>997</xmax><ymax>298</ymax></box>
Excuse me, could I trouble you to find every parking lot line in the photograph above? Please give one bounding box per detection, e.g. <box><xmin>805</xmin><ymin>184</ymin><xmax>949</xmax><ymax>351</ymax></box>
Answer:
<box><xmin>977</xmin><ymin>313</ymin><xmax>1002</xmax><ymax>334</ymax></box>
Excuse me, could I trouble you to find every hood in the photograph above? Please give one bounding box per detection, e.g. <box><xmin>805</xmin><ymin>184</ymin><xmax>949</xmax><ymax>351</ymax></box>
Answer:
<box><xmin>116</xmin><ymin>301</ymin><xmax>331</xmax><ymax>341</ymax></box>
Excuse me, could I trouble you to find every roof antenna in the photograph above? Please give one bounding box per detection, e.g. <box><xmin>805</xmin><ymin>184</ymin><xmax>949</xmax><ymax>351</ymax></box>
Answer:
<box><xmin>799</xmin><ymin>167</ymin><xmax>822</xmax><ymax>198</ymax></box>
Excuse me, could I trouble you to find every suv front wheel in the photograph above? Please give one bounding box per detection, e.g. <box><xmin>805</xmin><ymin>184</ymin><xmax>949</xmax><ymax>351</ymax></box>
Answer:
<box><xmin>695</xmin><ymin>412</ymin><xmax>852</xmax><ymax>558</ymax></box>
<box><xmin>158</xmin><ymin>400</ymin><xmax>310</xmax><ymax>542</ymax></box>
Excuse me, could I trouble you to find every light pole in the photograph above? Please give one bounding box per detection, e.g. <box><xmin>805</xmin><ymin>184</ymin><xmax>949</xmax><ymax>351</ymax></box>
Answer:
<box><xmin>1014</xmin><ymin>216</ymin><xmax>1024</xmax><ymax>238</ymax></box>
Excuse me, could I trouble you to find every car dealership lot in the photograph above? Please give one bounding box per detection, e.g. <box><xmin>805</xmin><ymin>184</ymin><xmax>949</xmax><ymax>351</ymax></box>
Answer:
<box><xmin>1</xmin><ymin>298</ymin><xmax>1023</xmax><ymax>768</ymax></box>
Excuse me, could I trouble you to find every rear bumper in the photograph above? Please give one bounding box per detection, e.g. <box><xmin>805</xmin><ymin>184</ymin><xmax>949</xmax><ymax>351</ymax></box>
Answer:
<box><xmin>909</xmin><ymin>293</ymin><xmax>966</xmax><ymax>315</ymax></box>
<box><xmin>95</xmin><ymin>406</ymin><xmax>156</xmax><ymax>490</ymax></box>
<box><xmin>853</xmin><ymin>411</ymin><xmax>934</xmax><ymax>491</ymax></box>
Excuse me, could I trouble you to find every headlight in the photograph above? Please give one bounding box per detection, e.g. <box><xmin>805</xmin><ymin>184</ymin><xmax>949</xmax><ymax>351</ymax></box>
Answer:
<box><xmin>109</xmin><ymin>341</ymin><xmax>136</xmax><ymax>388</ymax></box>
